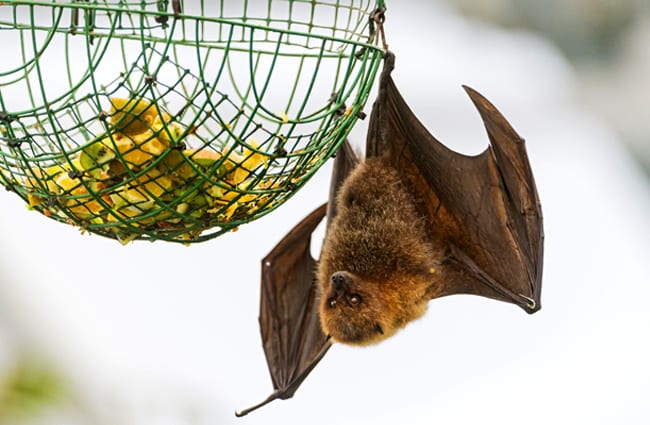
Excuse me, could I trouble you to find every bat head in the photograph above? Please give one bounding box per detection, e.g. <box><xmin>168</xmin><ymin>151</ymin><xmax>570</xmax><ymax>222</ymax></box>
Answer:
<box><xmin>318</xmin><ymin>270</ymin><xmax>429</xmax><ymax>346</ymax></box>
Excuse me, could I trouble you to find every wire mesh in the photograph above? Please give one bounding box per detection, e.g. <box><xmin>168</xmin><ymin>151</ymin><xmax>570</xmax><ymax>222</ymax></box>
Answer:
<box><xmin>0</xmin><ymin>0</ymin><xmax>385</xmax><ymax>244</ymax></box>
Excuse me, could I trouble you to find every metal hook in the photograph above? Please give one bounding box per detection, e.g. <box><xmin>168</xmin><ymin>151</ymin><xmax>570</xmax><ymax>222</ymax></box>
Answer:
<box><xmin>371</xmin><ymin>6</ymin><xmax>388</xmax><ymax>50</ymax></box>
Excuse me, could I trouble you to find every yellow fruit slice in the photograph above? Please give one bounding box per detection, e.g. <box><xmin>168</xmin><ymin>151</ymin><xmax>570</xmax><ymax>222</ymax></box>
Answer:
<box><xmin>54</xmin><ymin>173</ymin><xmax>106</xmax><ymax>219</ymax></box>
<box><xmin>24</xmin><ymin>165</ymin><xmax>66</xmax><ymax>206</ymax></box>
<box><xmin>110</xmin><ymin>98</ymin><xmax>157</xmax><ymax>135</ymax></box>
<box><xmin>151</xmin><ymin>113</ymin><xmax>184</xmax><ymax>146</ymax></box>
<box><xmin>137</xmin><ymin>168</ymin><xmax>174</xmax><ymax>199</ymax></box>
<box><xmin>109</xmin><ymin>168</ymin><xmax>173</xmax><ymax>214</ymax></box>
<box><xmin>226</xmin><ymin>140</ymin><xmax>268</xmax><ymax>185</ymax></box>
<box><xmin>112</xmin><ymin>134</ymin><xmax>156</xmax><ymax>168</ymax></box>
<box><xmin>140</xmin><ymin>134</ymin><xmax>168</xmax><ymax>156</ymax></box>
<box><xmin>158</xmin><ymin>148</ymin><xmax>227</xmax><ymax>183</ymax></box>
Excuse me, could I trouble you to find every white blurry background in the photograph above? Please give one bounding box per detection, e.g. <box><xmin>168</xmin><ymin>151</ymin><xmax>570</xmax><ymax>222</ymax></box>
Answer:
<box><xmin>1</xmin><ymin>1</ymin><xmax>649</xmax><ymax>425</ymax></box>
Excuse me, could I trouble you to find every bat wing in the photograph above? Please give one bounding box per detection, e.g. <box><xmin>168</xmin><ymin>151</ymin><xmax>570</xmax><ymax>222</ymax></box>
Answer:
<box><xmin>236</xmin><ymin>203</ymin><xmax>329</xmax><ymax>417</ymax></box>
<box><xmin>236</xmin><ymin>141</ymin><xmax>358</xmax><ymax>416</ymax></box>
<box><xmin>367</xmin><ymin>53</ymin><xmax>543</xmax><ymax>312</ymax></box>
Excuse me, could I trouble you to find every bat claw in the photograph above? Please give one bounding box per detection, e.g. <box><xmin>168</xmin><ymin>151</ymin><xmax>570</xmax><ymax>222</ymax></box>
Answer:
<box><xmin>235</xmin><ymin>393</ymin><xmax>279</xmax><ymax>417</ymax></box>
<box><xmin>519</xmin><ymin>295</ymin><xmax>539</xmax><ymax>313</ymax></box>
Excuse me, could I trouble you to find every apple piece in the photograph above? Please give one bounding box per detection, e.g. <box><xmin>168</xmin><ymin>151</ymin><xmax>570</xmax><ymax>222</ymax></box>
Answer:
<box><xmin>79</xmin><ymin>138</ymin><xmax>116</xmax><ymax>179</ymax></box>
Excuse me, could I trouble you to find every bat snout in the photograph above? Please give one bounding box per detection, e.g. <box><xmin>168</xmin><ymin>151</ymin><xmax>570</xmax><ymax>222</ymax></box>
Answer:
<box><xmin>330</xmin><ymin>271</ymin><xmax>352</xmax><ymax>295</ymax></box>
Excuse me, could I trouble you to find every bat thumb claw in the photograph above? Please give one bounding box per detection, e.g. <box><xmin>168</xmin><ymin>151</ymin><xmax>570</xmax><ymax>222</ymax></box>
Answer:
<box><xmin>520</xmin><ymin>295</ymin><xmax>541</xmax><ymax>314</ymax></box>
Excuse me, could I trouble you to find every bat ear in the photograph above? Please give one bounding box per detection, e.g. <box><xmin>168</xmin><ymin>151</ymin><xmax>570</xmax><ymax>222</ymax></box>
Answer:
<box><xmin>374</xmin><ymin>323</ymin><xmax>384</xmax><ymax>335</ymax></box>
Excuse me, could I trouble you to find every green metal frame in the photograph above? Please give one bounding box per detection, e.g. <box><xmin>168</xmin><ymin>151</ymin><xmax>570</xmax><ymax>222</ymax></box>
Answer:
<box><xmin>0</xmin><ymin>0</ymin><xmax>386</xmax><ymax>244</ymax></box>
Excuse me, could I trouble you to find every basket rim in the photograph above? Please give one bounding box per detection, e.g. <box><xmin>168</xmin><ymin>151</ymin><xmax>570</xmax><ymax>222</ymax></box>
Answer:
<box><xmin>1</xmin><ymin>0</ymin><xmax>387</xmax><ymax>56</ymax></box>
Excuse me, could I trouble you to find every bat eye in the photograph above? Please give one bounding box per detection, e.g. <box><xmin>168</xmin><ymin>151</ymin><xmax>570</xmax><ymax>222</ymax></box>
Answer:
<box><xmin>328</xmin><ymin>298</ymin><xmax>337</xmax><ymax>308</ymax></box>
<box><xmin>347</xmin><ymin>294</ymin><xmax>362</xmax><ymax>306</ymax></box>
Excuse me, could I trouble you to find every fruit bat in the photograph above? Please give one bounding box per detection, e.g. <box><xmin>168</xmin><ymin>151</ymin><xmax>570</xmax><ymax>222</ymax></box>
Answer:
<box><xmin>236</xmin><ymin>51</ymin><xmax>543</xmax><ymax>416</ymax></box>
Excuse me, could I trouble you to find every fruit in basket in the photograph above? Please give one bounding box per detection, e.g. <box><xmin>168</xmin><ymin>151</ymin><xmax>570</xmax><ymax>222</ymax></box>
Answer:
<box><xmin>109</xmin><ymin>97</ymin><xmax>158</xmax><ymax>136</ymax></box>
<box><xmin>24</xmin><ymin>96</ymin><xmax>272</xmax><ymax>242</ymax></box>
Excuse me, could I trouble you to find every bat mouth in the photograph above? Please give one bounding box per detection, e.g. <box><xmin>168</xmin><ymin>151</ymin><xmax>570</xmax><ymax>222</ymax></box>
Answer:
<box><xmin>325</xmin><ymin>321</ymin><xmax>389</xmax><ymax>346</ymax></box>
<box><xmin>324</xmin><ymin>271</ymin><xmax>364</xmax><ymax>309</ymax></box>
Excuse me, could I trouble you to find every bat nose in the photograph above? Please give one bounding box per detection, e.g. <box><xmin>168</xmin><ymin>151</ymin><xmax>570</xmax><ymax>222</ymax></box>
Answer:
<box><xmin>331</xmin><ymin>272</ymin><xmax>350</xmax><ymax>294</ymax></box>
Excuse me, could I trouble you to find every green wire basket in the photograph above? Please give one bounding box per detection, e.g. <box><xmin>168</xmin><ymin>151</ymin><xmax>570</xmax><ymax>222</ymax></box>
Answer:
<box><xmin>0</xmin><ymin>0</ymin><xmax>385</xmax><ymax>244</ymax></box>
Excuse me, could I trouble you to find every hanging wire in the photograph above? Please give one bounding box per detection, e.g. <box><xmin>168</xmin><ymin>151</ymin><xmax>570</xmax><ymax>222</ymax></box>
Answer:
<box><xmin>0</xmin><ymin>0</ymin><xmax>386</xmax><ymax>244</ymax></box>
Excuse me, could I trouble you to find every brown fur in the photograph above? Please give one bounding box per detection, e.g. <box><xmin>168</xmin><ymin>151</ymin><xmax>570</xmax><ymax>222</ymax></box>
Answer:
<box><xmin>318</xmin><ymin>157</ymin><xmax>443</xmax><ymax>345</ymax></box>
